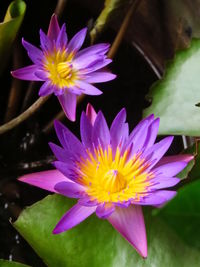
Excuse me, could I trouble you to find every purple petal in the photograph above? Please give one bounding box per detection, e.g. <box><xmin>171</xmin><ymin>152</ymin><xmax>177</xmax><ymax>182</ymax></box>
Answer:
<box><xmin>54</xmin><ymin>120</ymin><xmax>86</xmax><ymax>157</ymax></box>
<box><xmin>84</xmin><ymin>58</ymin><xmax>112</xmax><ymax>73</ymax></box>
<box><xmin>86</xmin><ymin>103</ymin><xmax>97</xmax><ymax>125</ymax></box>
<box><xmin>47</xmin><ymin>14</ymin><xmax>60</xmax><ymax>40</ymax></box>
<box><xmin>110</xmin><ymin>108</ymin><xmax>128</xmax><ymax>153</ymax></box>
<box><xmin>143</xmin><ymin>136</ymin><xmax>174</xmax><ymax>169</ymax></box>
<box><xmin>92</xmin><ymin>111</ymin><xmax>110</xmax><ymax>149</ymax></box>
<box><xmin>80</xmin><ymin>111</ymin><xmax>93</xmax><ymax>150</ymax></box>
<box><xmin>54</xmin><ymin>181</ymin><xmax>85</xmax><ymax>198</ymax></box>
<box><xmin>76</xmin><ymin>43</ymin><xmax>110</xmax><ymax>58</ymax></box>
<box><xmin>78</xmin><ymin>196</ymin><xmax>98</xmax><ymax>207</ymax></box>
<box><xmin>138</xmin><ymin>190</ymin><xmax>177</xmax><ymax>207</ymax></box>
<box><xmin>143</xmin><ymin>118</ymin><xmax>160</xmax><ymax>150</ymax></box>
<box><xmin>130</xmin><ymin>114</ymin><xmax>154</xmax><ymax>138</ymax></box>
<box><xmin>125</xmin><ymin>120</ymin><xmax>149</xmax><ymax>155</ymax></box>
<box><xmin>22</xmin><ymin>38</ymin><xmax>43</xmax><ymax>64</ymax></box>
<box><xmin>53</xmin><ymin>161</ymin><xmax>77</xmax><ymax>182</ymax></box>
<box><xmin>53</xmin><ymin>203</ymin><xmax>96</xmax><ymax>234</ymax></box>
<box><xmin>76</xmin><ymin>80</ymin><xmax>102</xmax><ymax>95</ymax></box>
<box><xmin>125</xmin><ymin>115</ymin><xmax>155</xmax><ymax>154</ymax></box>
<box><xmin>56</xmin><ymin>23</ymin><xmax>68</xmax><ymax>48</ymax></box>
<box><xmin>49</xmin><ymin>142</ymin><xmax>68</xmax><ymax>162</ymax></box>
<box><xmin>67</xmin><ymin>28</ymin><xmax>87</xmax><ymax>53</ymax></box>
<box><xmin>35</xmin><ymin>70</ymin><xmax>48</xmax><ymax>80</ymax></box>
<box><xmin>153</xmin><ymin>161</ymin><xmax>187</xmax><ymax>177</ymax></box>
<box><xmin>96</xmin><ymin>203</ymin><xmax>115</xmax><ymax>219</ymax></box>
<box><xmin>155</xmin><ymin>154</ymin><xmax>194</xmax><ymax>167</ymax></box>
<box><xmin>38</xmin><ymin>81</ymin><xmax>54</xmax><ymax>96</ymax></box>
<box><xmin>108</xmin><ymin>205</ymin><xmax>147</xmax><ymax>258</ymax></box>
<box><xmin>84</xmin><ymin>72</ymin><xmax>116</xmax><ymax>83</ymax></box>
<box><xmin>11</xmin><ymin>65</ymin><xmax>42</xmax><ymax>81</ymax></box>
<box><xmin>40</xmin><ymin>29</ymin><xmax>53</xmax><ymax>51</ymax></box>
<box><xmin>18</xmin><ymin>169</ymin><xmax>69</xmax><ymax>192</ymax></box>
<box><xmin>73</xmin><ymin>54</ymin><xmax>105</xmax><ymax>70</ymax></box>
<box><xmin>150</xmin><ymin>177</ymin><xmax>180</xmax><ymax>190</ymax></box>
<box><xmin>58</xmin><ymin>92</ymin><xmax>77</xmax><ymax>121</ymax></box>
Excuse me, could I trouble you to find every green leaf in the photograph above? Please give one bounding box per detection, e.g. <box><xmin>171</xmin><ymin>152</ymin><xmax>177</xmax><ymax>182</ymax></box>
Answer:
<box><xmin>0</xmin><ymin>0</ymin><xmax>26</xmax><ymax>73</ymax></box>
<box><xmin>0</xmin><ymin>259</ymin><xmax>30</xmax><ymax>267</ymax></box>
<box><xmin>90</xmin><ymin>0</ymin><xmax>129</xmax><ymax>43</ymax></box>
<box><xmin>159</xmin><ymin>179</ymin><xmax>200</xmax><ymax>250</ymax></box>
<box><xmin>143</xmin><ymin>39</ymin><xmax>200</xmax><ymax>136</ymax></box>
<box><xmin>14</xmin><ymin>194</ymin><xmax>200</xmax><ymax>267</ymax></box>
<box><xmin>178</xmin><ymin>142</ymin><xmax>200</xmax><ymax>181</ymax></box>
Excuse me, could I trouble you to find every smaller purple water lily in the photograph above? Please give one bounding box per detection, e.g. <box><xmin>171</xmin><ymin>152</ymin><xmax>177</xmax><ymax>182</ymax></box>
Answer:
<box><xmin>19</xmin><ymin>104</ymin><xmax>193</xmax><ymax>258</ymax></box>
<box><xmin>11</xmin><ymin>15</ymin><xmax>116</xmax><ymax>121</ymax></box>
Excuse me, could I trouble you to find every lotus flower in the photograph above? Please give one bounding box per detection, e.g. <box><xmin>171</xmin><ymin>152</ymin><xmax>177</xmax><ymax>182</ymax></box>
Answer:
<box><xmin>11</xmin><ymin>15</ymin><xmax>115</xmax><ymax>121</ymax></box>
<box><xmin>19</xmin><ymin>104</ymin><xmax>193</xmax><ymax>258</ymax></box>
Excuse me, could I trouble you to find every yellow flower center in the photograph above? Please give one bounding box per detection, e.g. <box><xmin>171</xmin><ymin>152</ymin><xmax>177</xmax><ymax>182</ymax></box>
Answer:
<box><xmin>43</xmin><ymin>48</ymin><xmax>77</xmax><ymax>89</ymax></box>
<box><xmin>77</xmin><ymin>146</ymin><xmax>154</xmax><ymax>204</ymax></box>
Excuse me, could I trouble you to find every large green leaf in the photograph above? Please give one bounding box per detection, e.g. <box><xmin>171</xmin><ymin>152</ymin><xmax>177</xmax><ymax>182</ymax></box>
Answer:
<box><xmin>0</xmin><ymin>0</ymin><xmax>26</xmax><ymax>73</ymax></box>
<box><xmin>14</xmin><ymin>195</ymin><xmax>200</xmax><ymax>267</ymax></box>
<box><xmin>159</xmin><ymin>179</ymin><xmax>200</xmax><ymax>250</ymax></box>
<box><xmin>143</xmin><ymin>39</ymin><xmax>200</xmax><ymax>136</ymax></box>
<box><xmin>0</xmin><ymin>260</ymin><xmax>30</xmax><ymax>267</ymax></box>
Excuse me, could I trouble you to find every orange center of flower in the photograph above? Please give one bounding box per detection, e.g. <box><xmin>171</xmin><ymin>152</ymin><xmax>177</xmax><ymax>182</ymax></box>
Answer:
<box><xmin>43</xmin><ymin>48</ymin><xmax>78</xmax><ymax>89</ymax></box>
<box><xmin>77</xmin><ymin>146</ymin><xmax>154</xmax><ymax>204</ymax></box>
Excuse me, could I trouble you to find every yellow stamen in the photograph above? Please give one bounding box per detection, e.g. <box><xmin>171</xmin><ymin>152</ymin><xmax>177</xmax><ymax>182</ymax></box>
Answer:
<box><xmin>77</xmin><ymin>146</ymin><xmax>153</xmax><ymax>204</ymax></box>
<box><xmin>43</xmin><ymin>48</ymin><xmax>77</xmax><ymax>89</ymax></box>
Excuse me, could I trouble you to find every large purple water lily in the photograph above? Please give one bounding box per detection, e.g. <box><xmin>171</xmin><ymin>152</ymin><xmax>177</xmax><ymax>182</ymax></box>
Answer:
<box><xmin>11</xmin><ymin>15</ymin><xmax>116</xmax><ymax>121</ymax></box>
<box><xmin>19</xmin><ymin>104</ymin><xmax>193</xmax><ymax>258</ymax></box>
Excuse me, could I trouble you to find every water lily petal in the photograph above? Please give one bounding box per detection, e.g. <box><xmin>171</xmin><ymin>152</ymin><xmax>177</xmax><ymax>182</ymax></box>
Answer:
<box><xmin>38</xmin><ymin>81</ymin><xmax>54</xmax><ymax>96</ymax></box>
<box><xmin>76</xmin><ymin>43</ymin><xmax>110</xmax><ymax>58</ymax></box>
<box><xmin>108</xmin><ymin>205</ymin><xmax>147</xmax><ymax>258</ymax></box>
<box><xmin>96</xmin><ymin>203</ymin><xmax>115</xmax><ymax>219</ymax></box>
<box><xmin>92</xmin><ymin>111</ymin><xmax>110</xmax><ymax>149</ymax></box>
<box><xmin>56</xmin><ymin>23</ymin><xmax>68</xmax><ymax>48</ymax></box>
<box><xmin>54</xmin><ymin>181</ymin><xmax>85</xmax><ymax>198</ymax></box>
<box><xmin>11</xmin><ymin>65</ymin><xmax>42</xmax><ymax>81</ymax></box>
<box><xmin>156</xmin><ymin>154</ymin><xmax>194</xmax><ymax>167</ymax></box>
<box><xmin>18</xmin><ymin>169</ymin><xmax>69</xmax><ymax>192</ymax></box>
<box><xmin>143</xmin><ymin>136</ymin><xmax>174</xmax><ymax>169</ymax></box>
<box><xmin>58</xmin><ymin>92</ymin><xmax>77</xmax><ymax>121</ymax></box>
<box><xmin>53</xmin><ymin>203</ymin><xmax>96</xmax><ymax>234</ymax></box>
<box><xmin>86</xmin><ymin>103</ymin><xmax>97</xmax><ymax>125</ymax></box>
<box><xmin>85</xmin><ymin>72</ymin><xmax>116</xmax><ymax>83</ymax></box>
<box><xmin>47</xmin><ymin>14</ymin><xmax>60</xmax><ymax>40</ymax></box>
<box><xmin>143</xmin><ymin>118</ymin><xmax>160</xmax><ymax>149</ymax></box>
<box><xmin>76</xmin><ymin>80</ymin><xmax>102</xmax><ymax>95</ymax></box>
<box><xmin>110</xmin><ymin>108</ymin><xmax>128</xmax><ymax>153</ymax></box>
<box><xmin>153</xmin><ymin>161</ymin><xmax>187</xmax><ymax>177</ymax></box>
<box><xmin>67</xmin><ymin>28</ymin><xmax>87</xmax><ymax>53</ymax></box>
<box><xmin>150</xmin><ymin>177</ymin><xmax>180</xmax><ymax>190</ymax></box>
<box><xmin>80</xmin><ymin>111</ymin><xmax>93</xmax><ymax>150</ymax></box>
<box><xmin>22</xmin><ymin>38</ymin><xmax>43</xmax><ymax>64</ymax></box>
<box><xmin>138</xmin><ymin>190</ymin><xmax>177</xmax><ymax>207</ymax></box>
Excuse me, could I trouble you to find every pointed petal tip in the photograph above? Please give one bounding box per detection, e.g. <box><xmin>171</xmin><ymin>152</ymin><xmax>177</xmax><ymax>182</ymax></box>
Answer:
<box><xmin>52</xmin><ymin>227</ymin><xmax>60</xmax><ymax>235</ymax></box>
<box><xmin>51</xmin><ymin>13</ymin><xmax>57</xmax><ymax>20</ymax></box>
<box><xmin>86</xmin><ymin>103</ymin><xmax>97</xmax><ymax>125</ymax></box>
<box><xmin>108</xmin><ymin>205</ymin><xmax>147</xmax><ymax>258</ymax></box>
<box><xmin>57</xmin><ymin>93</ymin><xmax>77</xmax><ymax>122</ymax></box>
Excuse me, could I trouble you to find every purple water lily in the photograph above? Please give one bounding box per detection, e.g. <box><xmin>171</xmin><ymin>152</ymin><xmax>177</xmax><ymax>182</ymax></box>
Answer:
<box><xmin>19</xmin><ymin>104</ymin><xmax>193</xmax><ymax>258</ymax></box>
<box><xmin>11</xmin><ymin>15</ymin><xmax>115</xmax><ymax>121</ymax></box>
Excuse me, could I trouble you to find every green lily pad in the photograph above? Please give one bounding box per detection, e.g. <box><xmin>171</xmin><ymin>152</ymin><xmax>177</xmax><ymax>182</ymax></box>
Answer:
<box><xmin>0</xmin><ymin>259</ymin><xmax>30</xmax><ymax>267</ymax></box>
<box><xmin>143</xmin><ymin>39</ymin><xmax>200</xmax><ymax>136</ymax></box>
<box><xmin>159</xmin><ymin>179</ymin><xmax>200</xmax><ymax>251</ymax></box>
<box><xmin>14</xmin><ymin>194</ymin><xmax>200</xmax><ymax>267</ymax></box>
<box><xmin>0</xmin><ymin>0</ymin><xmax>26</xmax><ymax>74</ymax></box>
